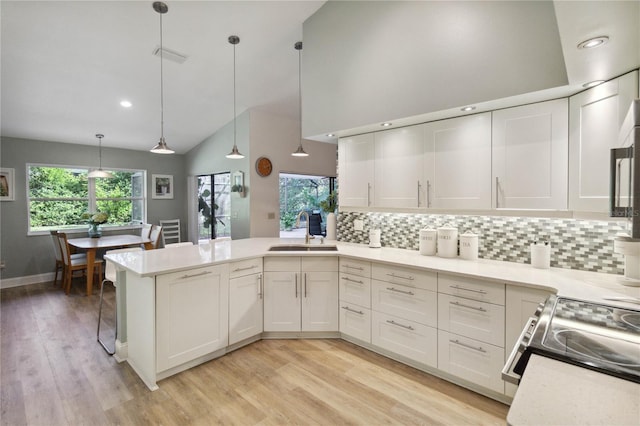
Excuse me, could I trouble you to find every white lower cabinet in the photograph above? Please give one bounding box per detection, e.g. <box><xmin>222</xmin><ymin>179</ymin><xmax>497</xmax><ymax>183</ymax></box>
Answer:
<box><xmin>263</xmin><ymin>256</ymin><xmax>338</xmax><ymax>332</ymax></box>
<box><xmin>156</xmin><ymin>264</ymin><xmax>229</xmax><ymax>372</ymax></box>
<box><xmin>437</xmin><ymin>330</ymin><xmax>505</xmax><ymax>394</ymax></box>
<box><xmin>438</xmin><ymin>293</ymin><xmax>505</xmax><ymax>347</ymax></box>
<box><xmin>229</xmin><ymin>272</ymin><xmax>263</xmax><ymax>346</ymax></box>
<box><xmin>339</xmin><ymin>303</ymin><xmax>371</xmax><ymax>342</ymax></box>
<box><xmin>372</xmin><ymin>280</ymin><xmax>437</xmax><ymax>327</ymax></box>
<box><xmin>372</xmin><ymin>311</ymin><xmax>437</xmax><ymax>367</ymax></box>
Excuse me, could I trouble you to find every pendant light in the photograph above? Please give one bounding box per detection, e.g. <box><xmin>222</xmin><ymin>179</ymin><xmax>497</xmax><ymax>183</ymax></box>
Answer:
<box><xmin>88</xmin><ymin>134</ymin><xmax>114</xmax><ymax>179</ymax></box>
<box><xmin>150</xmin><ymin>1</ymin><xmax>175</xmax><ymax>154</ymax></box>
<box><xmin>226</xmin><ymin>35</ymin><xmax>244</xmax><ymax>159</ymax></box>
<box><xmin>292</xmin><ymin>41</ymin><xmax>308</xmax><ymax>157</ymax></box>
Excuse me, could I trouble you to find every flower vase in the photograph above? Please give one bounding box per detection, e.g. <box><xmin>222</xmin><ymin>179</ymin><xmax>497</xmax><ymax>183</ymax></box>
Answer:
<box><xmin>326</xmin><ymin>212</ymin><xmax>337</xmax><ymax>240</ymax></box>
<box><xmin>88</xmin><ymin>223</ymin><xmax>102</xmax><ymax>238</ymax></box>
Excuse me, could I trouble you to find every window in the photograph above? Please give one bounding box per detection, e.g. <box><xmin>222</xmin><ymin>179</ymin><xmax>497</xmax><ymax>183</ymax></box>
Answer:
<box><xmin>28</xmin><ymin>164</ymin><xmax>146</xmax><ymax>234</ymax></box>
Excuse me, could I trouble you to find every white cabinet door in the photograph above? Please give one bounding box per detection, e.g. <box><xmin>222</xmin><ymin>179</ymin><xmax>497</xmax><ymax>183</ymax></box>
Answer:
<box><xmin>424</xmin><ymin>113</ymin><xmax>492</xmax><ymax>209</ymax></box>
<box><xmin>492</xmin><ymin>99</ymin><xmax>568</xmax><ymax>210</ymax></box>
<box><xmin>339</xmin><ymin>273</ymin><xmax>371</xmax><ymax>308</ymax></box>
<box><xmin>263</xmin><ymin>272</ymin><xmax>300</xmax><ymax>332</ymax></box>
<box><xmin>374</xmin><ymin>125</ymin><xmax>425</xmax><ymax>208</ymax></box>
<box><xmin>338</xmin><ymin>133</ymin><xmax>375</xmax><ymax>207</ymax></box>
<box><xmin>302</xmin><ymin>271</ymin><xmax>339</xmax><ymax>331</ymax></box>
<box><xmin>339</xmin><ymin>303</ymin><xmax>372</xmax><ymax>343</ymax></box>
<box><xmin>371</xmin><ymin>280</ymin><xmax>437</xmax><ymax>327</ymax></box>
<box><xmin>438</xmin><ymin>330</ymin><xmax>505</xmax><ymax>394</ymax></box>
<box><xmin>229</xmin><ymin>273</ymin><xmax>263</xmax><ymax>345</ymax></box>
<box><xmin>438</xmin><ymin>293</ymin><xmax>505</xmax><ymax>347</ymax></box>
<box><xmin>156</xmin><ymin>264</ymin><xmax>229</xmax><ymax>372</ymax></box>
<box><xmin>569</xmin><ymin>71</ymin><xmax>639</xmax><ymax>212</ymax></box>
<box><xmin>504</xmin><ymin>285</ymin><xmax>550</xmax><ymax>397</ymax></box>
<box><xmin>372</xmin><ymin>311</ymin><xmax>437</xmax><ymax>367</ymax></box>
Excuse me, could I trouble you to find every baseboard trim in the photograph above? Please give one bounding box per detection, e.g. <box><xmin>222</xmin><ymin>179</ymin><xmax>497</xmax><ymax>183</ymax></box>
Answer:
<box><xmin>0</xmin><ymin>272</ymin><xmax>54</xmax><ymax>289</ymax></box>
<box><xmin>114</xmin><ymin>340</ymin><xmax>128</xmax><ymax>363</ymax></box>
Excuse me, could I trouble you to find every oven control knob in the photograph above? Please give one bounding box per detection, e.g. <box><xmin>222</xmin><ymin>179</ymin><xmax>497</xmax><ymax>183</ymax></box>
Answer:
<box><xmin>534</xmin><ymin>302</ymin><xmax>545</xmax><ymax>317</ymax></box>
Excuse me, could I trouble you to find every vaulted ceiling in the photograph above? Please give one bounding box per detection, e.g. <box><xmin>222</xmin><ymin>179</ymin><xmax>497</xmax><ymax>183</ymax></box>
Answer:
<box><xmin>1</xmin><ymin>1</ymin><xmax>638</xmax><ymax>154</ymax></box>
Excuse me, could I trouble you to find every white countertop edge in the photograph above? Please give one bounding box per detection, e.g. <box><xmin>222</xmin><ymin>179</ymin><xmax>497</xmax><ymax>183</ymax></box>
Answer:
<box><xmin>105</xmin><ymin>237</ymin><xmax>640</xmax><ymax>307</ymax></box>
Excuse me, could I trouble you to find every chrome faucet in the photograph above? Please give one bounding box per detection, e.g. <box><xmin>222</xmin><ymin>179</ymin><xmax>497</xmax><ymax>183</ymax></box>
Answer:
<box><xmin>296</xmin><ymin>211</ymin><xmax>315</xmax><ymax>244</ymax></box>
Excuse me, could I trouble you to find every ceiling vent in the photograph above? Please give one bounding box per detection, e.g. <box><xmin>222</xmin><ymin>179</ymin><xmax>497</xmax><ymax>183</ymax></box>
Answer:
<box><xmin>152</xmin><ymin>46</ymin><xmax>188</xmax><ymax>64</ymax></box>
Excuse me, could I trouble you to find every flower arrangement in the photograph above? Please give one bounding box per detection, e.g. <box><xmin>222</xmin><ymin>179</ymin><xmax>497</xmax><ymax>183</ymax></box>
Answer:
<box><xmin>81</xmin><ymin>212</ymin><xmax>109</xmax><ymax>225</ymax></box>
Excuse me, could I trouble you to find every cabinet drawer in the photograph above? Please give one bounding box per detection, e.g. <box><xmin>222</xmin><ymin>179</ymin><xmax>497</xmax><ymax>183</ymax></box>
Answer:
<box><xmin>372</xmin><ymin>263</ymin><xmax>437</xmax><ymax>292</ymax></box>
<box><xmin>438</xmin><ymin>274</ymin><xmax>505</xmax><ymax>305</ymax></box>
<box><xmin>438</xmin><ymin>294</ymin><xmax>505</xmax><ymax>346</ymax></box>
<box><xmin>371</xmin><ymin>311</ymin><xmax>437</xmax><ymax>368</ymax></box>
<box><xmin>264</xmin><ymin>256</ymin><xmax>300</xmax><ymax>272</ymax></box>
<box><xmin>302</xmin><ymin>256</ymin><xmax>338</xmax><ymax>272</ymax></box>
<box><xmin>372</xmin><ymin>280</ymin><xmax>437</xmax><ymax>327</ymax></box>
<box><xmin>229</xmin><ymin>257</ymin><xmax>263</xmax><ymax>279</ymax></box>
<box><xmin>339</xmin><ymin>273</ymin><xmax>371</xmax><ymax>309</ymax></box>
<box><xmin>157</xmin><ymin>264</ymin><xmax>227</xmax><ymax>285</ymax></box>
<box><xmin>339</xmin><ymin>258</ymin><xmax>371</xmax><ymax>278</ymax></box>
<box><xmin>339</xmin><ymin>303</ymin><xmax>371</xmax><ymax>343</ymax></box>
<box><xmin>437</xmin><ymin>330</ymin><xmax>505</xmax><ymax>394</ymax></box>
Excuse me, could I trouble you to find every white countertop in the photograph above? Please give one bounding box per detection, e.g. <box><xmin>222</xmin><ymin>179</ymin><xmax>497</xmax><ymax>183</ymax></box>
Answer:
<box><xmin>507</xmin><ymin>355</ymin><xmax>640</xmax><ymax>426</ymax></box>
<box><xmin>106</xmin><ymin>237</ymin><xmax>640</xmax><ymax>307</ymax></box>
<box><xmin>106</xmin><ymin>237</ymin><xmax>640</xmax><ymax>424</ymax></box>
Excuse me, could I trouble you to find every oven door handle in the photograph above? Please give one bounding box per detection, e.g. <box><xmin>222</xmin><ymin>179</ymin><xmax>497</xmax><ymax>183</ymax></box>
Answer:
<box><xmin>502</xmin><ymin>316</ymin><xmax>537</xmax><ymax>385</ymax></box>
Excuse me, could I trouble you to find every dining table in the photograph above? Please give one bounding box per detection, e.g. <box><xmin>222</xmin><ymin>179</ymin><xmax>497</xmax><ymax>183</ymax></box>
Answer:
<box><xmin>68</xmin><ymin>234</ymin><xmax>153</xmax><ymax>296</ymax></box>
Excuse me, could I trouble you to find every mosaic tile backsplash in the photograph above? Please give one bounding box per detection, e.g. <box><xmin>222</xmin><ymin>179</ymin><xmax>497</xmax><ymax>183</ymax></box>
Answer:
<box><xmin>337</xmin><ymin>211</ymin><xmax>626</xmax><ymax>275</ymax></box>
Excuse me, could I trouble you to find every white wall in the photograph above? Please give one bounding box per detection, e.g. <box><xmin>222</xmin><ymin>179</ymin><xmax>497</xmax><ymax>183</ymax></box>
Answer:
<box><xmin>301</xmin><ymin>1</ymin><xmax>568</xmax><ymax>138</ymax></box>
<box><xmin>249</xmin><ymin>110</ymin><xmax>337</xmax><ymax>237</ymax></box>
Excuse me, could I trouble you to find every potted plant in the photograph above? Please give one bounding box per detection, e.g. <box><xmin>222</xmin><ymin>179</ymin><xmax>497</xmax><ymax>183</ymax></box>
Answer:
<box><xmin>81</xmin><ymin>211</ymin><xmax>108</xmax><ymax>238</ymax></box>
<box><xmin>319</xmin><ymin>192</ymin><xmax>338</xmax><ymax>239</ymax></box>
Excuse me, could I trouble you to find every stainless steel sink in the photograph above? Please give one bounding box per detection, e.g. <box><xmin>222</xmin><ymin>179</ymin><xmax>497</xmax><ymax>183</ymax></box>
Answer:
<box><xmin>268</xmin><ymin>244</ymin><xmax>338</xmax><ymax>252</ymax></box>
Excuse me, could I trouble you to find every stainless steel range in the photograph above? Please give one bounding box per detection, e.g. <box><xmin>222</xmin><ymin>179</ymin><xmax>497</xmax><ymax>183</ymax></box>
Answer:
<box><xmin>503</xmin><ymin>295</ymin><xmax>640</xmax><ymax>385</ymax></box>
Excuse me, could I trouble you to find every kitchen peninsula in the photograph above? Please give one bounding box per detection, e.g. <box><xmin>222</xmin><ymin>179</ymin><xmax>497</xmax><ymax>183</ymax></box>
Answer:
<box><xmin>107</xmin><ymin>238</ymin><xmax>640</xmax><ymax>425</ymax></box>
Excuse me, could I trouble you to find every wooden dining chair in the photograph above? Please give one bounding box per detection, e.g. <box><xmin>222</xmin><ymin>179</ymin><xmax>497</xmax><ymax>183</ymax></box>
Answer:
<box><xmin>141</xmin><ymin>223</ymin><xmax>153</xmax><ymax>239</ymax></box>
<box><xmin>57</xmin><ymin>232</ymin><xmax>103</xmax><ymax>295</ymax></box>
<box><xmin>148</xmin><ymin>225</ymin><xmax>163</xmax><ymax>249</ymax></box>
<box><xmin>50</xmin><ymin>230</ymin><xmax>86</xmax><ymax>287</ymax></box>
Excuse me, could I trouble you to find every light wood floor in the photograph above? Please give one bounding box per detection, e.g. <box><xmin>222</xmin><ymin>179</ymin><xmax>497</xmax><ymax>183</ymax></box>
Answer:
<box><xmin>1</xmin><ymin>280</ymin><xmax>508</xmax><ymax>425</ymax></box>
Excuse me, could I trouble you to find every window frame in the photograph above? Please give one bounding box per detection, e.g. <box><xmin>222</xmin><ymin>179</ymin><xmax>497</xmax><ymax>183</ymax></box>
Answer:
<box><xmin>26</xmin><ymin>162</ymin><xmax>147</xmax><ymax>236</ymax></box>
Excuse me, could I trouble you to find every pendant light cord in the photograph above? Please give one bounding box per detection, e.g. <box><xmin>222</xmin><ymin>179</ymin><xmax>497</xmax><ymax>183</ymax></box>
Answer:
<box><xmin>233</xmin><ymin>41</ymin><xmax>237</xmax><ymax>149</ymax></box>
<box><xmin>298</xmin><ymin>44</ymin><xmax>302</xmax><ymax>143</ymax></box>
<box><xmin>159</xmin><ymin>11</ymin><xmax>165</xmax><ymax>140</ymax></box>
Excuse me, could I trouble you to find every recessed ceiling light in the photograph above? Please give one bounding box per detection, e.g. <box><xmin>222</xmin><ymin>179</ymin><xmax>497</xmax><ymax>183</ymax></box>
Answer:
<box><xmin>577</xmin><ymin>36</ymin><xmax>609</xmax><ymax>49</ymax></box>
<box><xmin>381</xmin><ymin>122</ymin><xmax>392</xmax><ymax>127</ymax></box>
<box><xmin>326</xmin><ymin>133</ymin><xmax>335</xmax><ymax>138</ymax></box>
<box><xmin>120</xmin><ymin>100</ymin><xmax>132</xmax><ymax>108</ymax></box>
<box><xmin>582</xmin><ymin>80</ymin><xmax>605</xmax><ymax>88</ymax></box>
<box><xmin>461</xmin><ymin>106</ymin><xmax>476</xmax><ymax>112</ymax></box>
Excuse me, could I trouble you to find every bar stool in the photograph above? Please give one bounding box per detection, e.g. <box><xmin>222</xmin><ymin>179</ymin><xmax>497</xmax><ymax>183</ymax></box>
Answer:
<box><xmin>97</xmin><ymin>247</ymin><xmax>142</xmax><ymax>355</ymax></box>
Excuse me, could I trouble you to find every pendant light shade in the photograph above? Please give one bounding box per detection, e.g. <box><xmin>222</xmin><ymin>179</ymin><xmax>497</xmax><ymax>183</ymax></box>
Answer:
<box><xmin>292</xmin><ymin>41</ymin><xmax>308</xmax><ymax>157</ymax></box>
<box><xmin>88</xmin><ymin>134</ymin><xmax>114</xmax><ymax>179</ymax></box>
<box><xmin>150</xmin><ymin>1</ymin><xmax>175</xmax><ymax>155</ymax></box>
<box><xmin>226</xmin><ymin>35</ymin><xmax>244</xmax><ymax>159</ymax></box>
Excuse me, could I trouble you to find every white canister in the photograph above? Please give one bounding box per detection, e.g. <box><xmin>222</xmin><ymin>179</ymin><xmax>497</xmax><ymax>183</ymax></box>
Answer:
<box><xmin>437</xmin><ymin>225</ymin><xmax>458</xmax><ymax>258</ymax></box>
<box><xmin>369</xmin><ymin>229</ymin><xmax>381</xmax><ymax>248</ymax></box>
<box><xmin>459</xmin><ymin>232</ymin><xmax>479</xmax><ymax>260</ymax></box>
<box><xmin>531</xmin><ymin>242</ymin><xmax>551</xmax><ymax>269</ymax></box>
<box><xmin>419</xmin><ymin>228</ymin><xmax>437</xmax><ymax>256</ymax></box>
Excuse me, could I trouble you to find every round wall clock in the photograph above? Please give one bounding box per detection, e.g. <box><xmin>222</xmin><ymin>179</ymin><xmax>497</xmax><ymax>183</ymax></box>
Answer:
<box><xmin>255</xmin><ymin>156</ymin><xmax>273</xmax><ymax>177</ymax></box>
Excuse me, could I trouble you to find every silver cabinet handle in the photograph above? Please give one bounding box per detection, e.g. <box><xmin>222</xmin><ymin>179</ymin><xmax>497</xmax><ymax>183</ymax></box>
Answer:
<box><xmin>386</xmin><ymin>319</ymin><xmax>414</xmax><ymax>331</ymax></box>
<box><xmin>257</xmin><ymin>274</ymin><xmax>263</xmax><ymax>299</ymax></box>
<box><xmin>417</xmin><ymin>180</ymin><xmax>421</xmax><ymax>207</ymax></box>
<box><xmin>367</xmin><ymin>183</ymin><xmax>371</xmax><ymax>206</ymax></box>
<box><xmin>386</xmin><ymin>286</ymin><xmax>414</xmax><ymax>296</ymax></box>
<box><xmin>426</xmin><ymin>180</ymin><xmax>431</xmax><ymax>208</ymax></box>
<box><xmin>450</xmin><ymin>284</ymin><xmax>487</xmax><ymax>295</ymax></box>
<box><xmin>304</xmin><ymin>273</ymin><xmax>307</xmax><ymax>298</ymax></box>
<box><xmin>233</xmin><ymin>264</ymin><xmax>258</xmax><ymax>272</ymax></box>
<box><xmin>341</xmin><ymin>306</ymin><xmax>364</xmax><ymax>315</ymax></box>
<box><xmin>386</xmin><ymin>272</ymin><xmax>414</xmax><ymax>281</ymax></box>
<box><xmin>450</xmin><ymin>300</ymin><xmax>487</xmax><ymax>312</ymax></box>
<box><xmin>179</xmin><ymin>270</ymin><xmax>212</xmax><ymax>279</ymax></box>
<box><xmin>343</xmin><ymin>264</ymin><xmax>364</xmax><ymax>271</ymax></box>
<box><xmin>495</xmin><ymin>176</ymin><xmax>500</xmax><ymax>208</ymax></box>
<box><xmin>449</xmin><ymin>339</ymin><xmax>486</xmax><ymax>353</ymax></box>
<box><xmin>295</xmin><ymin>273</ymin><xmax>298</xmax><ymax>298</ymax></box>
<box><xmin>341</xmin><ymin>276</ymin><xmax>364</xmax><ymax>284</ymax></box>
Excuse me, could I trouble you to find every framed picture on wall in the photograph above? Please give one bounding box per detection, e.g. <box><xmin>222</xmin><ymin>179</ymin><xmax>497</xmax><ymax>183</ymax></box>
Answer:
<box><xmin>152</xmin><ymin>174</ymin><xmax>174</xmax><ymax>199</ymax></box>
<box><xmin>0</xmin><ymin>168</ymin><xmax>15</xmax><ymax>201</ymax></box>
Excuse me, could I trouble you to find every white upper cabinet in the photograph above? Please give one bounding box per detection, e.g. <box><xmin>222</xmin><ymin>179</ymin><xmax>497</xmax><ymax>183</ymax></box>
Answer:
<box><xmin>338</xmin><ymin>133</ymin><xmax>375</xmax><ymax>207</ymax></box>
<box><xmin>424</xmin><ymin>113</ymin><xmax>492</xmax><ymax>209</ymax></box>
<box><xmin>492</xmin><ymin>99</ymin><xmax>569</xmax><ymax>210</ymax></box>
<box><xmin>374</xmin><ymin>125</ymin><xmax>425</xmax><ymax>208</ymax></box>
<box><xmin>568</xmin><ymin>71</ymin><xmax>639</xmax><ymax>212</ymax></box>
